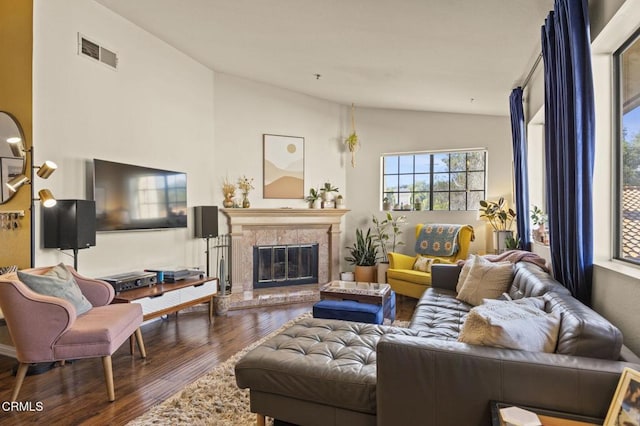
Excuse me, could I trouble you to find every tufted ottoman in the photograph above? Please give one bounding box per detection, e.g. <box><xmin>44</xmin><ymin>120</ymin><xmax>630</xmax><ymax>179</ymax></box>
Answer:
<box><xmin>235</xmin><ymin>317</ymin><xmax>418</xmax><ymax>426</ymax></box>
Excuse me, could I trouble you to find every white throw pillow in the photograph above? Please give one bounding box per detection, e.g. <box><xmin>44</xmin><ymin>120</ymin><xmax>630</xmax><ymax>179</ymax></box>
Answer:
<box><xmin>456</xmin><ymin>257</ymin><xmax>513</xmax><ymax>306</ymax></box>
<box><xmin>455</xmin><ymin>254</ymin><xmax>476</xmax><ymax>293</ymax></box>
<box><xmin>413</xmin><ymin>256</ymin><xmax>437</xmax><ymax>273</ymax></box>
<box><xmin>458</xmin><ymin>298</ymin><xmax>560</xmax><ymax>353</ymax></box>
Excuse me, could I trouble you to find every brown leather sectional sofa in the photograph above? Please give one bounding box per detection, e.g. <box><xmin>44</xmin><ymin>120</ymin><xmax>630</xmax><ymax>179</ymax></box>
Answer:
<box><xmin>236</xmin><ymin>262</ymin><xmax>640</xmax><ymax>426</ymax></box>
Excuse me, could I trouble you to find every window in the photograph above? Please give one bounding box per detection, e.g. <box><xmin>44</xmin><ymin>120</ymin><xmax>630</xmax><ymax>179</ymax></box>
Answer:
<box><xmin>382</xmin><ymin>150</ymin><xmax>486</xmax><ymax>211</ymax></box>
<box><xmin>616</xmin><ymin>30</ymin><xmax>640</xmax><ymax>264</ymax></box>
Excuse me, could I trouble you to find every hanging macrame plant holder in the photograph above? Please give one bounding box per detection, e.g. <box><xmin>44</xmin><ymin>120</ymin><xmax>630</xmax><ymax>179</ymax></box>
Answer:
<box><xmin>345</xmin><ymin>103</ymin><xmax>359</xmax><ymax>167</ymax></box>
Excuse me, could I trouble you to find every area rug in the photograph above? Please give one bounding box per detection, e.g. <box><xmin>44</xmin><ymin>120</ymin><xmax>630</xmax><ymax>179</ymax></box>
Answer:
<box><xmin>128</xmin><ymin>314</ymin><xmax>410</xmax><ymax>426</ymax></box>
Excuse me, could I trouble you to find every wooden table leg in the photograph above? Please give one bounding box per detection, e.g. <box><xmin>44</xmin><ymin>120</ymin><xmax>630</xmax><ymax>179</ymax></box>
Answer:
<box><xmin>257</xmin><ymin>413</ymin><xmax>266</xmax><ymax>426</ymax></box>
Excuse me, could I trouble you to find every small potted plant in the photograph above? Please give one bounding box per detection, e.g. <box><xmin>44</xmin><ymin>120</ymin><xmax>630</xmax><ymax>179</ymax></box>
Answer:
<box><xmin>222</xmin><ymin>178</ymin><xmax>236</xmax><ymax>208</ymax></box>
<box><xmin>320</xmin><ymin>182</ymin><xmax>339</xmax><ymax>202</ymax></box>
<box><xmin>344</xmin><ymin>103</ymin><xmax>359</xmax><ymax>168</ymax></box>
<box><xmin>237</xmin><ymin>176</ymin><xmax>254</xmax><ymax>208</ymax></box>
<box><xmin>530</xmin><ymin>205</ymin><xmax>548</xmax><ymax>244</ymax></box>
<box><xmin>382</xmin><ymin>196</ymin><xmax>392</xmax><ymax>211</ymax></box>
<box><xmin>479</xmin><ymin>197</ymin><xmax>517</xmax><ymax>253</ymax></box>
<box><xmin>305</xmin><ymin>187</ymin><xmax>321</xmax><ymax>208</ymax></box>
<box><xmin>344</xmin><ymin>228</ymin><xmax>378</xmax><ymax>282</ymax></box>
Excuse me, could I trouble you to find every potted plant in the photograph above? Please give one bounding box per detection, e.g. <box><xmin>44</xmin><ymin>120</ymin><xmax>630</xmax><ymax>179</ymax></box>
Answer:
<box><xmin>530</xmin><ymin>205</ymin><xmax>548</xmax><ymax>243</ymax></box>
<box><xmin>344</xmin><ymin>103</ymin><xmax>359</xmax><ymax>168</ymax></box>
<box><xmin>305</xmin><ymin>187</ymin><xmax>321</xmax><ymax>208</ymax></box>
<box><xmin>371</xmin><ymin>212</ymin><xmax>407</xmax><ymax>283</ymax></box>
<box><xmin>382</xmin><ymin>196</ymin><xmax>392</xmax><ymax>211</ymax></box>
<box><xmin>344</xmin><ymin>228</ymin><xmax>378</xmax><ymax>282</ymax></box>
<box><xmin>222</xmin><ymin>178</ymin><xmax>236</xmax><ymax>208</ymax></box>
<box><xmin>479</xmin><ymin>197</ymin><xmax>517</xmax><ymax>253</ymax></box>
<box><xmin>320</xmin><ymin>182</ymin><xmax>339</xmax><ymax>202</ymax></box>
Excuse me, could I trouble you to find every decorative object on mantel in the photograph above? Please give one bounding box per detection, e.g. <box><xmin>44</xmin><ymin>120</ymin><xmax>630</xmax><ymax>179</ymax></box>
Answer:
<box><xmin>222</xmin><ymin>178</ymin><xmax>236</xmax><ymax>208</ymax></box>
<box><xmin>344</xmin><ymin>103</ymin><xmax>359</xmax><ymax>168</ymax></box>
<box><xmin>320</xmin><ymin>181</ymin><xmax>338</xmax><ymax>202</ymax></box>
<box><xmin>237</xmin><ymin>175</ymin><xmax>254</xmax><ymax>208</ymax></box>
<box><xmin>305</xmin><ymin>187</ymin><xmax>321</xmax><ymax>208</ymax></box>
<box><xmin>0</xmin><ymin>210</ymin><xmax>24</xmax><ymax>230</ymax></box>
<box><xmin>335</xmin><ymin>194</ymin><xmax>345</xmax><ymax>208</ymax></box>
<box><xmin>479</xmin><ymin>197</ymin><xmax>517</xmax><ymax>254</ymax></box>
<box><xmin>263</xmin><ymin>134</ymin><xmax>304</xmax><ymax>199</ymax></box>
<box><xmin>345</xmin><ymin>228</ymin><xmax>378</xmax><ymax>283</ymax></box>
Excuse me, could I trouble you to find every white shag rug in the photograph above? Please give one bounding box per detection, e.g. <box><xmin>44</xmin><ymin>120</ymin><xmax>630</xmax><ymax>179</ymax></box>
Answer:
<box><xmin>128</xmin><ymin>314</ymin><xmax>410</xmax><ymax>426</ymax></box>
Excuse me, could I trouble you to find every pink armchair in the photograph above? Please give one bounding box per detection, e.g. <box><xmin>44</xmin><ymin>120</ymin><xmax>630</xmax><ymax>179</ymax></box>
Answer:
<box><xmin>0</xmin><ymin>265</ymin><xmax>146</xmax><ymax>402</ymax></box>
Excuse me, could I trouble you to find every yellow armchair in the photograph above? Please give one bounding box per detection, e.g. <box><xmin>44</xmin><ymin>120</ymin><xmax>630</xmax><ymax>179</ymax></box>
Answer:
<box><xmin>387</xmin><ymin>224</ymin><xmax>474</xmax><ymax>298</ymax></box>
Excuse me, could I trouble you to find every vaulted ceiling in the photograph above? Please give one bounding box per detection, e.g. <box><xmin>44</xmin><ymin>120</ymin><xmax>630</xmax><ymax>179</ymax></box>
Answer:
<box><xmin>96</xmin><ymin>0</ymin><xmax>554</xmax><ymax>116</ymax></box>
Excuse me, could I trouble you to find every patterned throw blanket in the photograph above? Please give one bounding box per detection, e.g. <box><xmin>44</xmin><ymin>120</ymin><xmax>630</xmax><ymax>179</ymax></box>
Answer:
<box><xmin>415</xmin><ymin>224</ymin><xmax>465</xmax><ymax>257</ymax></box>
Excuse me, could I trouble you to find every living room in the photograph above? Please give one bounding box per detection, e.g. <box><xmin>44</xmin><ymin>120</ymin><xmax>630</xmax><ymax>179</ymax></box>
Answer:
<box><xmin>1</xmin><ymin>0</ymin><xmax>640</xmax><ymax>425</ymax></box>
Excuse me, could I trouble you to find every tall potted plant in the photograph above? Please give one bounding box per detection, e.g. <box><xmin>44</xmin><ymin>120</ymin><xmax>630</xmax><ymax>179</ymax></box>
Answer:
<box><xmin>344</xmin><ymin>228</ymin><xmax>378</xmax><ymax>283</ymax></box>
<box><xmin>479</xmin><ymin>197</ymin><xmax>516</xmax><ymax>253</ymax></box>
<box><xmin>372</xmin><ymin>212</ymin><xmax>406</xmax><ymax>283</ymax></box>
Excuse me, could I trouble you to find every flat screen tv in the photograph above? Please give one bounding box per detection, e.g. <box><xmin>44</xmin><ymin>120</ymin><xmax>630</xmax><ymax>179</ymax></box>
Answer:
<box><xmin>88</xmin><ymin>159</ymin><xmax>187</xmax><ymax>231</ymax></box>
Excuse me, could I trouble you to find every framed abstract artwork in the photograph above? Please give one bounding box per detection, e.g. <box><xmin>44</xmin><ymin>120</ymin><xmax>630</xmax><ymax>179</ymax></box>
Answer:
<box><xmin>263</xmin><ymin>134</ymin><xmax>304</xmax><ymax>199</ymax></box>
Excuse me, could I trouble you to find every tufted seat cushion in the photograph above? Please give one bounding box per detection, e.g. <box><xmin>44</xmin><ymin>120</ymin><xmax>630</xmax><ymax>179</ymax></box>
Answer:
<box><xmin>409</xmin><ymin>288</ymin><xmax>471</xmax><ymax>340</ymax></box>
<box><xmin>235</xmin><ymin>318</ymin><xmax>418</xmax><ymax>415</ymax></box>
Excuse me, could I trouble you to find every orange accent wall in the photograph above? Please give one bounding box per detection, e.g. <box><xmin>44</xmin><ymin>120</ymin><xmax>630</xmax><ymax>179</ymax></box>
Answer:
<box><xmin>0</xmin><ymin>0</ymin><xmax>33</xmax><ymax>268</ymax></box>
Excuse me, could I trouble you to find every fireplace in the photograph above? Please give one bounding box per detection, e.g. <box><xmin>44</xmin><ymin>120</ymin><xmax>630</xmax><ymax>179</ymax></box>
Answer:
<box><xmin>253</xmin><ymin>244</ymin><xmax>319</xmax><ymax>288</ymax></box>
<box><xmin>221</xmin><ymin>208</ymin><xmax>350</xmax><ymax>294</ymax></box>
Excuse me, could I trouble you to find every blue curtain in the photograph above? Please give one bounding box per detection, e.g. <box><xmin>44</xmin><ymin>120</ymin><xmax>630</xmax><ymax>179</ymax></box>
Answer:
<box><xmin>541</xmin><ymin>0</ymin><xmax>595</xmax><ymax>305</ymax></box>
<box><xmin>509</xmin><ymin>87</ymin><xmax>531</xmax><ymax>251</ymax></box>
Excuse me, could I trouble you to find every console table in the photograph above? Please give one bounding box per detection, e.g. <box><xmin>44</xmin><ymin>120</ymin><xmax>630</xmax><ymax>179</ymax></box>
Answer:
<box><xmin>113</xmin><ymin>276</ymin><xmax>218</xmax><ymax>322</ymax></box>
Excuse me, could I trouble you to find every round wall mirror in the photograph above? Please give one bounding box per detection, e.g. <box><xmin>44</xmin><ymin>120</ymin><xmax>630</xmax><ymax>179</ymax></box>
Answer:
<box><xmin>0</xmin><ymin>111</ymin><xmax>27</xmax><ymax>204</ymax></box>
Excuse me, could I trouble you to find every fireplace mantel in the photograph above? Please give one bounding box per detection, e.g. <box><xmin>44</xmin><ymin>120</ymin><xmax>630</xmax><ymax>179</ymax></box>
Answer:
<box><xmin>221</xmin><ymin>208</ymin><xmax>350</xmax><ymax>294</ymax></box>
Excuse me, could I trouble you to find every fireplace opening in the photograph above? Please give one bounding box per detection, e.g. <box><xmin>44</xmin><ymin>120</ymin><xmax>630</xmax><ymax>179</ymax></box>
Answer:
<box><xmin>253</xmin><ymin>243</ymin><xmax>319</xmax><ymax>288</ymax></box>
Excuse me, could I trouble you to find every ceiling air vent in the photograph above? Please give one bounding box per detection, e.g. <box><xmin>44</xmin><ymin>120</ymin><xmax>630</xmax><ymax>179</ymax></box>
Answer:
<box><xmin>78</xmin><ymin>33</ymin><xmax>118</xmax><ymax>70</ymax></box>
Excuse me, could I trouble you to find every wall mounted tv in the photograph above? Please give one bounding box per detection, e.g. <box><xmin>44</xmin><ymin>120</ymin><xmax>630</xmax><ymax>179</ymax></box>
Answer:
<box><xmin>87</xmin><ymin>159</ymin><xmax>187</xmax><ymax>232</ymax></box>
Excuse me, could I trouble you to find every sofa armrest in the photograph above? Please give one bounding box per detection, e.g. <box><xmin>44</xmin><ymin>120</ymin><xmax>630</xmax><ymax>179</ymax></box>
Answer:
<box><xmin>377</xmin><ymin>334</ymin><xmax>639</xmax><ymax>426</ymax></box>
<box><xmin>430</xmin><ymin>264</ymin><xmax>461</xmax><ymax>291</ymax></box>
<box><xmin>67</xmin><ymin>267</ymin><xmax>115</xmax><ymax>306</ymax></box>
<box><xmin>388</xmin><ymin>252</ymin><xmax>416</xmax><ymax>270</ymax></box>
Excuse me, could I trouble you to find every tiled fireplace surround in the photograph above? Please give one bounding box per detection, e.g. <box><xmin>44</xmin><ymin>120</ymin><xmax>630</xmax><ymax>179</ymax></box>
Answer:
<box><xmin>221</xmin><ymin>208</ymin><xmax>350</xmax><ymax>309</ymax></box>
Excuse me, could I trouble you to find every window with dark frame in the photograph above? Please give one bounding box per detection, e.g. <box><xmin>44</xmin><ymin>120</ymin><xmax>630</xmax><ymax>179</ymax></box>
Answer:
<box><xmin>382</xmin><ymin>150</ymin><xmax>486</xmax><ymax>211</ymax></box>
<box><xmin>615</xmin><ymin>29</ymin><xmax>640</xmax><ymax>265</ymax></box>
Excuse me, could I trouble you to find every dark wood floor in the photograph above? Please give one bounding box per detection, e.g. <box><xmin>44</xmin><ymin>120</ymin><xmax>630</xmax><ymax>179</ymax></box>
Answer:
<box><xmin>0</xmin><ymin>295</ymin><xmax>417</xmax><ymax>425</ymax></box>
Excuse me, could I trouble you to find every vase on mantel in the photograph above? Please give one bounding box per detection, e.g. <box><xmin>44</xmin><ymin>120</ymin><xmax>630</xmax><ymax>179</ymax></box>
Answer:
<box><xmin>242</xmin><ymin>194</ymin><xmax>250</xmax><ymax>208</ymax></box>
<box><xmin>223</xmin><ymin>193</ymin><xmax>234</xmax><ymax>208</ymax></box>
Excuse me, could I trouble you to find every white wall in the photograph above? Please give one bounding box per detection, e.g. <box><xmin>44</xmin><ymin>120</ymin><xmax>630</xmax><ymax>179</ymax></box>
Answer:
<box><xmin>343</xmin><ymin>107</ymin><xmax>513</xmax><ymax>267</ymax></box>
<box><xmin>33</xmin><ymin>0</ymin><xmax>215</xmax><ymax>276</ymax></box>
<box><xmin>212</xmin><ymin>72</ymin><xmax>346</xmax><ymax>230</ymax></box>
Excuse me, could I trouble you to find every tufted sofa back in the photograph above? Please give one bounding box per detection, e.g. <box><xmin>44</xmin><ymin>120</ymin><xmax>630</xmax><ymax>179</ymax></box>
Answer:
<box><xmin>508</xmin><ymin>262</ymin><xmax>570</xmax><ymax>299</ymax></box>
<box><xmin>543</xmin><ymin>291</ymin><xmax>623</xmax><ymax>360</ymax></box>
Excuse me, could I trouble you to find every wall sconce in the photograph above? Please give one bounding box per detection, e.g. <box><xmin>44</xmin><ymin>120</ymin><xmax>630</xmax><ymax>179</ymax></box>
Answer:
<box><xmin>35</xmin><ymin>160</ymin><xmax>57</xmax><ymax>179</ymax></box>
<box><xmin>35</xmin><ymin>189</ymin><xmax>57</xmax><ymax>208</ymax></box>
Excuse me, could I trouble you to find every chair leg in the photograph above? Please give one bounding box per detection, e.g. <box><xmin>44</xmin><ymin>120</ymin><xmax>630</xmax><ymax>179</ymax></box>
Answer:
<box><xmin>129</xmin><ymin>335</ymin><xmax>134</xmax><ymax>355</ymax></box>
<box><xmin>102</xmin><ymin>355</ymin><xmax>115</xmax><ymax>402</ymax></box>
<box><xmin>134</xmin><ymin>328</ymin><xmax>147</xmax><ymax>359</ymax></box>
<box><xmin>11</xmin><ymin>363</ymin><xmax>29</xmax><ymax>402</ymax></box>
<box><xmin>257</xmin><ymin>413</ymin><xmax>266</xmax><ymax>426</ymax></box>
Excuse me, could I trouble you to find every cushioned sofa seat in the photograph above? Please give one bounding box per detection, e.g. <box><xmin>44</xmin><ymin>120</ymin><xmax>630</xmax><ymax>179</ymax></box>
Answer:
<box><xmin>409</xmin><ymin>289</ymin><xmax>470</xmax><ymax>340</ymax></box>
<box><xmin>235</xmin><ymin>318</ymin><xmax>418</xmax><ymax>418</ymax></box>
